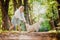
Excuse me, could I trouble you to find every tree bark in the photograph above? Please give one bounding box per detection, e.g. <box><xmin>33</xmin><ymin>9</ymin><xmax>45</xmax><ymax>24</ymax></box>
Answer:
<box><xmin>17</xmin><ymin>0</ymin><xmax>22</xmax><ymax>7</ymax></box>
<box><xmin>13</xmin><ymin>0</ymin><xmax>22</xmax><ymax>12</ymax></box>
<box><xmin>49</xmin><ymin>19</ymin><xmax>56</xmax><ymax>30</ymax></box>
<box><xmin>1</xmin><ymin>0</ymin><xmax>10</xmax><ymax>30</ymax></box>
<box><xmin>24</xmin><ymin>0</ymin><xmax>30</xmax><ymax>24</ymax></box>
<box><xmin>13</xmin><ymin>0</ymin><xmax>17</xmax><ymax>12</ymax></box>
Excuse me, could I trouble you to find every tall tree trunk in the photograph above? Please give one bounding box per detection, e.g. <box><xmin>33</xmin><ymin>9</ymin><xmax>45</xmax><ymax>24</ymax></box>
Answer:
<box><xmin>17</xmin><ymin>0</ymin><xmax>22</xmax><ymax>7</ymax></box>
<box><xmin>24</xmin><ymin>0</ymin><xmax>30</xmax><ymax>24</ymax></box>
<box><xmin>13</xmin><ymin>0</ymin><xmax>22</xmax><ymax>12</ymax></box>
<box><xmin>49</xmin><ymin>18</ymin><xmax>56</xmax><ymax>30</ymax></box>
<box><xmin>1</xmin><ymin>0</ymin><xmax>10</xmax><ymax>30</ymax></box>
<box><xmin>13</xmin><ymin>0</ymin><xmax>17</xmax><ymax>12</ymax></box>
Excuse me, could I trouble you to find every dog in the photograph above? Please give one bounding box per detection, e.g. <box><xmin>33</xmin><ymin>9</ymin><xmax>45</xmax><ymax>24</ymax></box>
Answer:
<box><xmin>25</xmin><ymin>18</ymin><xmax>44</xmax><ymax>33</ymax></box>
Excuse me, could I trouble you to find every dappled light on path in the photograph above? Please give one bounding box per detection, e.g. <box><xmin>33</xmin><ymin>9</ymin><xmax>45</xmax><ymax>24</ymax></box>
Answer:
<box><xmin>0</xmin><ymin>32</ymin><xmax>59</xmax><ymax>40</ymax></box>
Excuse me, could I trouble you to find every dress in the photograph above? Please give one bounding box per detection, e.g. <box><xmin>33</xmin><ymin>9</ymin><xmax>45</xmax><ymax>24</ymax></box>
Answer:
<box><xmin>11</xmin><ymin>9</ymin><xmax>25</xmax><ymax>27</ymax></box>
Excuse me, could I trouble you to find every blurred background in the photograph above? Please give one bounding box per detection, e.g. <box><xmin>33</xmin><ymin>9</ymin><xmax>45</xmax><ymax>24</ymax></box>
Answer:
<box><xmin>0</xmin><ymin>0</ymin><xmax>60</xmax><ymax>32</ymax></box>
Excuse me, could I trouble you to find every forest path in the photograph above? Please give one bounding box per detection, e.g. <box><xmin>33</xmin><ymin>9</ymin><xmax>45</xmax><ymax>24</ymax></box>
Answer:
<box><xmin>0</xmin><ymin>31</ymin><xmax>59</xmax><ymax>40</ymax></box>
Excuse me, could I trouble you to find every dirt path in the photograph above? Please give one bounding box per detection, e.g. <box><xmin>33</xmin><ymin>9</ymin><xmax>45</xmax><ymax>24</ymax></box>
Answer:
<box><xmin>0</xmin><ymin>32</ymin><xmax>59</xmax><ymax>40</ymax></box>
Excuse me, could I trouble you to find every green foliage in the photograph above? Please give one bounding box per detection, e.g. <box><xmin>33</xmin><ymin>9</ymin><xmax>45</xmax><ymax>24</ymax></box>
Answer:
<box><xmin>8</xmin><ymin>0</ymin><xmax>14</xmax><ymax>18</ymax></box>
<box><xmin>29</xmin><ymin>0</ymin><xmax>58</xmax><ymax>32</ymax></box>
<box><xmin>0</xmin><ymin>0</ymin><xmax>59</xmax><ymax>32</ymax></box>
<box><xmin>20</xmin><ymin>21</ymin><xmax>26</xmax><ymax>31</ymax></box>
<box><xmin>0</xmin><ymin>8</ymin><xmax>2</xmax><ymax>30</ymax></box>
<box><xmin>46</xmin><ymin>1</ymin><xmax>58</xmax><ymax>20</ymax></box>
<box><xmin>39</xmin><ymin>19</ymin><xmax>51</xmax><ymax>32</ymax></box>
<box><xmin>30</xmin><ymin>0</ymin><xmax>58</xmax><ymax>22</ymax></box>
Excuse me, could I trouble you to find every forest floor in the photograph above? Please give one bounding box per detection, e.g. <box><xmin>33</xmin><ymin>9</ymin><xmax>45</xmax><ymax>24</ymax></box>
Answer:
<box><xmin>0</xmin><ymin>31</ymin><xmax>59</xmax><ymax>40</ymax></box>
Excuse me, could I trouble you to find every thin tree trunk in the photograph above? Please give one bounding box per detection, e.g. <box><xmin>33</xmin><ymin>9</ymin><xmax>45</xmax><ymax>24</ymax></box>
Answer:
<box><xmin>49</xmin><ymin>19</ymin><xmax>56</xmax><ymax>30</ymax></box>
<box><xmin>13</xmin><ymin>0</ymin><xmax>17</xmax><ymax>12</ymax></box>
<box><xmin>24</xmin><ymin>0</ymin><xmax>30</xmax><ymax>24</ymax></box>
<box><xmin>13</xmin><ymin>0</ymin><xmax>22</xmax><ymax>12</ymax></box>
<box><xmin>17</xmin><ymin>0</ymin><xmax>22</xmax><ymax>7</ymax></box>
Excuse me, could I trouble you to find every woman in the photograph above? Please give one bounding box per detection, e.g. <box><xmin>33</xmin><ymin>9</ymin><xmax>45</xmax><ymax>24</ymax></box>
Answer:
<box><xmin>9</xmin><ymin>6</ymin><xmax>26</xmax><ymax>31</ymax></box>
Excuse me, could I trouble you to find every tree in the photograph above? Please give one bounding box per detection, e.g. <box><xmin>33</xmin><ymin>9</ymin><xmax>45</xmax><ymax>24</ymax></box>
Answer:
<box><xmin>0</xmin><ymin>0</ymin><xmax>10</xmax><ymax>30</ymax></box>
<box><xmin>17</xmin><ymin>0</ymin><xmax>22</xmax><ymax>7</ymax></box>
<box><xmin>24</xmin><ymin>0</ymin><xmax>30</xmax><ymax>24</ymax></box>
<box><xmin>13</xmin><ymin>0</ymin><xmax>22</xmax><ymax>12</ymax></box>
<box><xmin>13</xmin><ymin>0</ymin><xmax>17</xmax><ymax>11</ymax></box>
